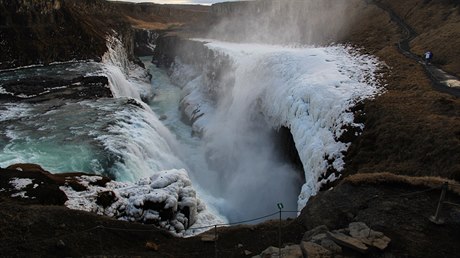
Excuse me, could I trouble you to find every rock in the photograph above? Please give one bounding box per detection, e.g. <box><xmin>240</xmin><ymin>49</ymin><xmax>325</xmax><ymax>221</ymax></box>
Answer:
<box><xmin>96</xmin><ymin>191</ymin><xmax>116</xmax><ymax>208</ymax></box>
<box><xmin>348</xmin><ymin>222</ymin><xmax>391</xmax><ymax>250</ymax></box>
<box><xmin>348</xmin><ymin>222</ymin><xmax>371</xmax><ymax>239</ymax></box>
<box><xmin>281</xmin><ymin>245</ymin><xmax>303</xmax><ymax>258</ymax></box>
<box><xmin>320</xmin><ymin>238</ymin><xmax>342</xmax><ymax>253</ymax></box>
<box><xmin>371</xmin><ymin>236</ymin><xmax>391</xmax><ymax>251</ymax></box>
<box><xmin>238</xmin><ymin>243</ymin><xmax>244</xmax><ymax>248</ymax></box>
<box><xmin>244</xmin><ymin>250</ymin><xmax>252</xmax><ymax>255</ymax></box>
<box><xmin>56</xmin><ymin>239</ymin><xmax>66</xmax><ymax>249</ymax></box>
<box><xmin>253</xmin><ymin>245</ymin><xmax>302</xmax><ymax>258</ymax></box>
<box><xmin>327</xmin><ymin>231</ymin><xmax>368</xmax><ymax>253</ymax></box>
<box><xmin>145</xmin><ymin>241</ymin><xmax>159</xmax><ymax>251</ymax></box>
<box><xmin>311</xmin><ymin>233</ymin><xmax>328</xmax><ymax>243</ymax></box>
<box><xmin>303</xmin><ymin>225</ymin><xmax>329</xmax><ymax>242</ymax></box>
<box><xmin>300</xmin><ymin>241</ymin><xmax>332</xmax><ymax>258</ymax></box>
<box><xmin>159</xmin><ymin>114</ymin><xmax>168</xmax><ymax>120</ymax></box>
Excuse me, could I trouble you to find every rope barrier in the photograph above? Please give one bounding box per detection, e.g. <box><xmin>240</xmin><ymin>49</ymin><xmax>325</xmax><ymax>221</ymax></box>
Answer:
<box><xmin>100</xmin><ymin>225</ymin><xmax>163</xmax><ymax>232</ymax></box>
<box><xmin>443</xmin><ymin>201</ymin><xmax>460</xmax><ymax>208</ymax></box>
<box><xmin>224</xmin><ymin>211</ymin><xmax>279</xmax><ymax>226</ymax></box>
<box><xmin>1</xmin><ymin>183</ymin><xmax>458</xmax><ymax>254</ymax></box>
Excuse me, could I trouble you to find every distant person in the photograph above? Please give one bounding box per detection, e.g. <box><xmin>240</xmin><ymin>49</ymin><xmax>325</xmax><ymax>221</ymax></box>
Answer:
<box><xmin>424</xmin><ymin>50</ymin><xmax>433</xmax><ymax>64</ymax></box>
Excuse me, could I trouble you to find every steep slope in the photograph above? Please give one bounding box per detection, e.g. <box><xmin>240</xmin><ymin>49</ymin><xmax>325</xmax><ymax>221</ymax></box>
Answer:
<box><xmin>342</xmin><ymin>0</ymin><xmax>460</xmax><ymax>181</ymax></box>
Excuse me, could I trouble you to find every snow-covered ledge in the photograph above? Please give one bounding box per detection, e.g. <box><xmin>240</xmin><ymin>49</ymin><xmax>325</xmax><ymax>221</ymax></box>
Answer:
<box><xmin>60</xmin><ymin>170</ymin><xmax>223</xmax><ymax>237</ymax></box>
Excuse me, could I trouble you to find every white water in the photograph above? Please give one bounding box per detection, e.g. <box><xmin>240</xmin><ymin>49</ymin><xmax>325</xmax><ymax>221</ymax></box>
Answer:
<box><xmin>0</xmin><ymin>37</ymin><xmax>381</xmax><ymax>229</ymax></box>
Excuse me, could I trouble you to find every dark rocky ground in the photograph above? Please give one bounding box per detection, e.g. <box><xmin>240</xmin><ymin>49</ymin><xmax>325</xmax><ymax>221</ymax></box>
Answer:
<box><xmin>0</xmin><ymin>0</ymin><xmax>460</xmax><ymax>257</ymax></box>
<box><xmin>1</xmin><ymin>165</ymin><xmax>460</xmax><ymax>257</ymax></box>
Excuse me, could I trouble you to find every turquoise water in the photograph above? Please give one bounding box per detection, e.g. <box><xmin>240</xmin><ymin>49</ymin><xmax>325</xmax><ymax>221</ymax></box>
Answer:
<box><xmin>0</xmin><ymin>61</ymin><xmax>185</xmax><ymax>182</ymax></box>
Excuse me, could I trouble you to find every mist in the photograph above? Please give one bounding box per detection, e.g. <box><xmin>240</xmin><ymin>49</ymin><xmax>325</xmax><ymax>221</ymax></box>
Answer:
<box><xmin>170</xmin><ymin>0</ymin><xmax>368</xmax><ymax>221</ymax></box>
<box><xmin>200</xmin><ymin>55</ymin><xmax>303</xmax><ymax>220</ymax></box>
<box><xmin>207</xmin><ymin>0</ymin><xmax>361</xmax><ymax>45</ymax></box>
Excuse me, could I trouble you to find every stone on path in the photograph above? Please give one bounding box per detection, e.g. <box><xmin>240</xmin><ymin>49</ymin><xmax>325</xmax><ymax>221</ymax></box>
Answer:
<box><xmin>302</xmin><ymin>225</ymin><xmax>329</xmax><ymax>242</ymax></box>
<box><xmin>300</xmin><ymin>241</ymin><xmax>332</xmax><ymax>258</ymax></box>
<box><xmin>327</xmin><ymin>231</ymin><xmax>368</xmax><ymax>253</ymax></box>
<box><xmin>252</xmin><ymin>245</ymin><xmax>302</xmax><ymax>258</ymax></box>
<box><xmin>348</xmin><ymin>222</ymin><xmax>391</xmax><ymax>250</ymax></box>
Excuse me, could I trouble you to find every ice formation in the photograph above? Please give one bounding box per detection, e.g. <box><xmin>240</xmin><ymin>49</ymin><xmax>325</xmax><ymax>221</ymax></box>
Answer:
<box><xmin>60</xmin><ymin>170</ymin><xmax>224</xmax><ymax>236</ymax></box>
<box><xmin>171</xmin><ymin>40</ymin><xmax>382</xmax><ymax>211</ymax></box>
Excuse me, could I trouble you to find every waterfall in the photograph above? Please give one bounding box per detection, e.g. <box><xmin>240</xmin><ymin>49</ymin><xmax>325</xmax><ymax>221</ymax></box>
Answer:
<box><xmin>170</xmin><ymin>40</ymin><xmax>382</xmax><ymax>215</ymax></box>
<box><xmin>101</xmin><ymin>34</ymin><xmax>152</xmax><ymax>100</ymax></box>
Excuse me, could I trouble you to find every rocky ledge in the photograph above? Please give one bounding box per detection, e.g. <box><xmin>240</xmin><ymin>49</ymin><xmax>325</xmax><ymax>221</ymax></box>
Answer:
<box><xmin>0</xmin><ymin>74</ymin><xmax>111</xmax><ymax>102</ymax></box>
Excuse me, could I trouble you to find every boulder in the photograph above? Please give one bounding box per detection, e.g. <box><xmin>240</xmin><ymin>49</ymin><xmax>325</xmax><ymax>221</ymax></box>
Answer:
<box><xmin>320</xmin><ymin>238</ymin><xmax>342</xmax><ymax>253</ymax></box>
<box><xmin>311</xmin><ymin>233</ymin><xmax>328</xmax><ymax>243</ymax></box>
<box><xmin>348</xmin><ymin>222</ymin><xmax>391</xmax><ymax>250</ymax></box>
<box><xmin>327</xmin><ymin>231</ymin><xmax>368</xmax><ymax>253</ymax></box>
<box><xmin>302</xmin><ymin>225</ymin><xmax>329</xmax><ymax>242</ymax></box>
<box><xmin>300</xmin><ymin>241</ymin><xmax>332</xmax><ymax>258</ymax></box>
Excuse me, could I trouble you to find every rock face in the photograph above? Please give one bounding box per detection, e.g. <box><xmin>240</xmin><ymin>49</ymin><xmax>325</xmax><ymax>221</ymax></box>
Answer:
<box><xmin>0</xmin><ymin>74</ymin><xmax>111</xmax><ymax>102</ymax></box>
<box><xmin>0</xmin><ymin>0</ymin><xmax>108</xmax><ymax>69</ymax></box>
<box><xmin>0</xmin><ymin>0</ymin><xmax>190</xmax><ymax>69</ymax></box>
<box><xmin>0</xmin><ymin>164</ymin><xmax>70</xmax><ymax>205</ymax></box>
<box><xmin>134</xmin><ymin>29</ymin><xmax>160</xmax><ymax>56</ymax></box>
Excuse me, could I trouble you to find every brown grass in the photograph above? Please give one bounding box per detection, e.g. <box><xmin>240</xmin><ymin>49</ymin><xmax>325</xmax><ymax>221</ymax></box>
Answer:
<box><xmin>345</xmin><ymin>172</ymin><xmax>460</xmax><ymax>195</ymax></box>
<box><xmin>124</xmin><ymin>16</ymin><xmax>183</xmax><ymax>30</ymax></box>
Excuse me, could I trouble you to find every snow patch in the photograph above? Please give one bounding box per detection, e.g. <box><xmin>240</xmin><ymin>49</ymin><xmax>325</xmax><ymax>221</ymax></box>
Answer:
<box><xmin>11</xmin><ymin>191</ymin><xmax>28</xmax><ymax>198</ymax></box>
<box><xmin>9</xmin><ymin>178</ymin><xmax>33</xmax><ymax>190</ymax></box>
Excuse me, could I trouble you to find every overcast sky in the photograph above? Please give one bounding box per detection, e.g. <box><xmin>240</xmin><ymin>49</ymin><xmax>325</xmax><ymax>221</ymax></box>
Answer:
<box><xmin>109</xmin><ymin>0</ymin><xmax>245</xmax><ymax>5</ymax></box>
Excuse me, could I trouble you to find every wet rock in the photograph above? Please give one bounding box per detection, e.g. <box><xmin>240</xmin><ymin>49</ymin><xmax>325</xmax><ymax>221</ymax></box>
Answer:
<box><xmin>126</xmin><ymin>98</ymin><xmax>144</xmax><ymax>109</ymax></box>
<box><xmin>96</xmin><ymin>191</ymin><xmax>116</xmax><ymax>208</ymax></box>
<box><xmin>300</xmin><ymin>241</ymin><xmax>332</xmax><ymax>258</ymax></box>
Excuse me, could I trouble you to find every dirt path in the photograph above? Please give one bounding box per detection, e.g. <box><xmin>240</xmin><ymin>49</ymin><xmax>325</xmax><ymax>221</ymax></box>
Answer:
<box><xmin>370</xmin><ymin>0</ymin><xmax>460</xmax><ymax>97</ymax></box>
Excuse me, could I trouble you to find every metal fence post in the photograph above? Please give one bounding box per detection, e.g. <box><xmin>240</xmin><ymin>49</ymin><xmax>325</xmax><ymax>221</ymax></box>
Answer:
<box><xmin>214</xmin><ymin>225</ymin><xmax>218</xmax><ymax>258</ymax></box>
<box><xmin>430</xmin><ymin>182</ymin><xmax>448</xmax><ymax>224</ymax></box>
<box><xmin>277</xmin><ymin>203</ymin><xmax>283</xmax><ymax>257</ymax></box>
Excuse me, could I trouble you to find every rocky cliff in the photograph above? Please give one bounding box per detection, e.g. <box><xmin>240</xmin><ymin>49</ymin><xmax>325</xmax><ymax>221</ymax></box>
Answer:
<box><xmin>0</xmin><ymin>0</ymin><xmax>208</xmax><ymax>70</ymax></box>
<box><xmin>0</xmin><ymin>0</ymin><xmax>111</xmax><ymax>69</ymax></box>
